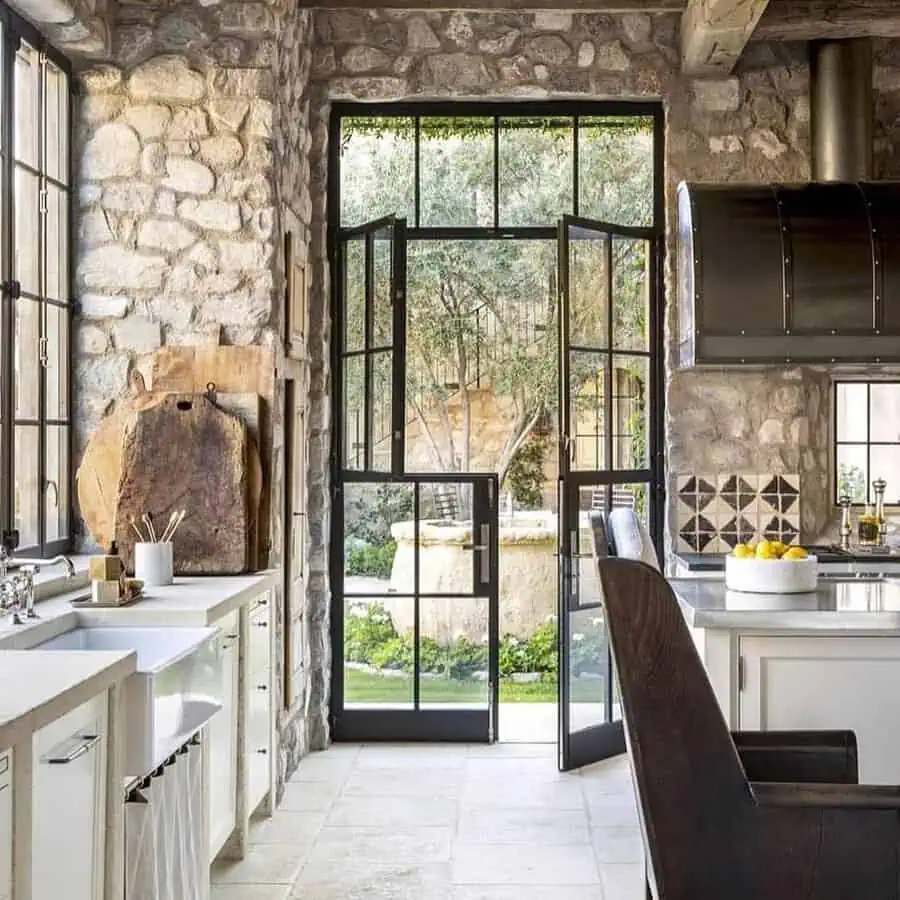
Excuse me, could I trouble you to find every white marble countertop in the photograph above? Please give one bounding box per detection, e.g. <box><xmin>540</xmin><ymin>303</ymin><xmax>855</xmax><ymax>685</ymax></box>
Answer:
<box><xmin>673</xmin><ymin>577</ymin><xmax>900</xmax><ymax>632</ymax></box>
<box><xmin>0</xmin><ymin>650</ymin><xmax>135</xmax><ymax>750</ymax></box>
<box><xmin>0</xmin><ymin>571</ymin><xmax>276</xmax><ymax>750</ymax></box>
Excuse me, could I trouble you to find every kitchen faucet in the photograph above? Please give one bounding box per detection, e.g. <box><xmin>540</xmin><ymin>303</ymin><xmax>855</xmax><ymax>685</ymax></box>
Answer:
<box><xmin>0</xmin><ymin>546</ymin><xmax>75</xmax><ymax>623</ymax></box>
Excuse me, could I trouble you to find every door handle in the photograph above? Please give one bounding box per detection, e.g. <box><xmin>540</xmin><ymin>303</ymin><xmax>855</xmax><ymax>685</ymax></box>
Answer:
<box><xmin>45</xmin><ymin>733</ymin><xmax>101</xmax><ymax>765</ymax></box>
<box><xmin>463</xmin><ymin>524</ymin><xmax>491</xmax><ymax>584</ymax></box>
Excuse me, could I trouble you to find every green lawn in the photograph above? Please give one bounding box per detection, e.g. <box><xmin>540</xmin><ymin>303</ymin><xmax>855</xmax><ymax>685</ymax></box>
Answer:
<box><xmin>345</xmin><ymin>668</ymin><xmax>604</xmax><ymax>704</ymax></box>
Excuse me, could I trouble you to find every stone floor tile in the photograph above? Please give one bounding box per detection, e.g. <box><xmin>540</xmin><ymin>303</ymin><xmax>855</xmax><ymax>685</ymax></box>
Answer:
<box><xmin>598</xmin><ymin>862</ymin><xmax>646</xmax><ymax>900</ymax></box>
<box><xmin>461</xmin><ymin>774</ymin><xmax>585</xmax><ymax>809</ymax></box>
<box><xmin>342</xmin><ymin>766</ymin><xmax>464</xmax><ymax>799</ymax></box>
<box><xmin>466</xmin><ymin>743</ymin><xmax>557</xmax><ymax>759</ymax></box>
<box><xmin>291</xmin><ymin>861</ymin><xmax>453</xmax><ymax>900</ymax></box>
<box><xmin>211</xmin><ymin>843</ymin><xmax>309</xmax><ymax>885</ymax></box>
<box><xmin>451</xmin><ymin>842</ymin><xmax>600</xmax><ymax>885</ymax></box>
<box><xmin>211</xmin><ymin>885</ymin><xmax>291</xmax><ymax>900</ymax></box>
<box><xmin>451</xmin><ymin>887</ymin><xmax>603</xmax><ymax>900</ymax></box>
<box><xmin>456</xmin><ymin>807</ymin><xmax>591</xmax><ymax>845</ymax></box>
<box><xmin>305</xmin><ymin>826</ymin><xmax>453</xmax><ymax>864</ymax></box>
<box><xmin>592</xmin><ymin>826</ymin><xmax>645</xmax><ymax>864</ymax></box>
<box><xmin>289</xmin><ymin>749</ymin><xmax>357</xmax><ymax>783</ymax></box>
<box><xmin>249</xmin><ymin>809</ymin><xmax>327</xmax><ymax>845</ymax></box>
<box><xmin>585</xmin><ymin>792</ymin><xmax>640</xmax><ymax>828</ymax></box>
<box><xmin>279</xmin><ymin>778</ymin><xmax>343</xmax><ymax>813</ymax></box>
<box><xmin>326</xmin><ymin>794</ymin><xmax>459</xmax><ymax>828</ymax></box>
<box><xmin>355</xmin><ymin>743</ymin><xmax>469</xmax><ymax>770</ymax></box>
<box><xmin>465</xmin><ymin>756</ymin><xmax>574</xmax><ymax>782</ymax></box>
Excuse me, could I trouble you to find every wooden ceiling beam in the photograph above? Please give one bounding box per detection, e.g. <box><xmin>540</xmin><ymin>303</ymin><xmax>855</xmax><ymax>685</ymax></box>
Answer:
<box><xmin>751</xmin><ymin>1</ymin><xmax>900</xmax><ymax>42</ymax></box>
<box><xmin>681</xmin><ymin>0</ymin><xmax>771</xmax><ymax>74</ymax></box>
<box><xmin>301</xmin><ymin>0</ymin><xmax>684</xmax><ymax>9</ymax></box>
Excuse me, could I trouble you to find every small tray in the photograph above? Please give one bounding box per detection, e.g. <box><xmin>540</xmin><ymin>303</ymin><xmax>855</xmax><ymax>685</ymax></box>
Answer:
<box><xmin>71</xmin><ymin>584</ymin><xmax>144</xmax><ymax>609</ymax></box>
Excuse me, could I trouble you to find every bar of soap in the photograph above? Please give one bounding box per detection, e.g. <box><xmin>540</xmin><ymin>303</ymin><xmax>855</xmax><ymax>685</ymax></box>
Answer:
<box><xmin>91</xmin><ymin>579</ymin><xmax>120</xmax><ymax>605</ymax></box>
<box><xmin>90</xmin><ymin>555</ymin><xmax>123</xmax><ymax>582</ymax></box>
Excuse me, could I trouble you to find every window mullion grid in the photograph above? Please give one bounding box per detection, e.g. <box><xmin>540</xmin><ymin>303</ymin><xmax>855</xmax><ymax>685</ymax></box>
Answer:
<box><xmin>0</xmin><ymin>24</ymin><xmax>11</xmax><ymax>545</ymax></box>
<box><xmin>37</xmin><ymin>45</ymin><xmax>47</xmax><ymax>554</ymax></box>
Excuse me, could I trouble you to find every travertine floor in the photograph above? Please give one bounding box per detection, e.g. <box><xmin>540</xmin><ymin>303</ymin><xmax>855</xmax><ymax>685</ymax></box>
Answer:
<box><xmin>212</xmin><ymin>742</ymin><xmax>644</xmax><ymax>900</ymax></box>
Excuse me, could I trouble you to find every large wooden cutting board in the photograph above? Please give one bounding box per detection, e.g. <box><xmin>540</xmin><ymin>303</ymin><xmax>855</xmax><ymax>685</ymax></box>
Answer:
<box><xmin>76</xmin><ymin>371</ymin><xmax>163</xmax><ymax>551</ymax></box>
<box><xmin>115</xmin><ymin>394</ymin><xmax>251</xmax><ymax>575</ymax></box>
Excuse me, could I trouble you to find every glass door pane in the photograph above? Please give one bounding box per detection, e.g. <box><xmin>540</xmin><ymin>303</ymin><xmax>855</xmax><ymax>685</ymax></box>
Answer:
<box><xmin>557</xmin><ymin>215</ymin><xmax>657</xmax><ymax>771</ymax></box>
<box><xmin>338</xmin><ymin>216</ymin><xmax>406</xmax><ymax>476</ymax></box>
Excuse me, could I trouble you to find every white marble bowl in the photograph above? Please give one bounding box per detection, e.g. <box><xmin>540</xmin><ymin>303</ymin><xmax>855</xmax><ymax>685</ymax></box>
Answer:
<box><xmin>725</xmin><ymin>554</ymin><xmax>818</xmax><ymax>594</ymax></box>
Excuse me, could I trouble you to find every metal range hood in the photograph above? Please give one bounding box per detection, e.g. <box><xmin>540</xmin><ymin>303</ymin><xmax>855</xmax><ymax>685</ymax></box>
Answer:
<box><xmin>678</xmin><ymin>39</ymin><xmax>900</xmax><ymax>367</ymax></box>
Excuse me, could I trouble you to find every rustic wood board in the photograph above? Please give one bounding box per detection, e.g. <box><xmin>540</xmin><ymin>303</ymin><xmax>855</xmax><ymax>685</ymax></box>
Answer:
<box><xmin>76</xmin><ymin>372</ymin><xmax>163</xmax><ymax>550</ymax></box>
<box><xmin>115</xmin><ymin>394</ymin><xmax>251</xmax><ymax>575</ymax></box>
<box><xmin>151</xmin><ymin>346</ymin><xmax>274</xmax><ymax>398</ymax></box>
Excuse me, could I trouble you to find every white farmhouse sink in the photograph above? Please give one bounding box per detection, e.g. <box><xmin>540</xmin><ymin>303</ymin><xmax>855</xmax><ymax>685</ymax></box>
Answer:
<box><xmin>33</xmin><ymin>627</ymin><xmax>222</xmax><ymax>777</ymax></box>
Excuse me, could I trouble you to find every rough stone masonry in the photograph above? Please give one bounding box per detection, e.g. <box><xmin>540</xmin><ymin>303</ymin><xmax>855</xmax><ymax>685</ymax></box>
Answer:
<box><xmin>12</xmin><ymin>0</ymin><xmax>900</xmax><ymax>778</ymax></box>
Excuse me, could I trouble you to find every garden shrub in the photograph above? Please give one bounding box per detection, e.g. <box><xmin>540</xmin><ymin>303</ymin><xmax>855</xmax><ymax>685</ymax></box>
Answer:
<box><xmin>505</xmin><ymin>434</ymin><xmax>548</xmax><ymax>510</ymax></box>
<box><xmin>346</xmin><ymin>540</ymin><xmax>397</xmax><ymax>578</ymax></box>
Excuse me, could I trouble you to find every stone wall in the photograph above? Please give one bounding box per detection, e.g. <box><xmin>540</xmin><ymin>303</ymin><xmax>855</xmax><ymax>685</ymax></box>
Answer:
<box><xmin>307</xmin><ymin>11</ymin><xmax>900</xmax><ymax>576</ymax></box>
<box><xmin>72</xmin><ymin>0</ymin><xmax>321</xmax><ymax>787</ymax></box>
<box><xmin>271</xmin><ymin>3</ymin><xmax>325</xmax><ymax>775</ymax></box>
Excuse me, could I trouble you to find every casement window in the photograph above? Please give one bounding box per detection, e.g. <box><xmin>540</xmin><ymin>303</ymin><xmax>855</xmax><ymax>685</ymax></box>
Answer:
<box><xmin>835</xmin><ymin>381</ymin><xmax>900</xmax><ymax>507</ymax></box>
<box><xmin>0</xmin><ymin>3</ymin><xmax>72</xmax><ymax>556</ymax></box>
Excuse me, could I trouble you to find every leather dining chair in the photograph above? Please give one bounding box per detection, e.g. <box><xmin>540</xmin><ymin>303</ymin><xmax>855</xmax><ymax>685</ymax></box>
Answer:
<box><xmin>595</xmin><ymin>557</ymin><xmax>890</xmax><ymax>899</ymax></box>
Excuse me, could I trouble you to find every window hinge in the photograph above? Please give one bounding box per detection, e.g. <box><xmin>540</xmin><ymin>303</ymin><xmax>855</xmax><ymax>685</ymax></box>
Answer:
<box><xmin>39</xmin><ymin>189</ymin><xmax>48</xmax><ymax>216</ymax></box>
<box><xmin>738</xmin><ymin>655</ymin><xmax>745</xmax><ymax>692</ymax></box>
<box><xmin>38</xmin><ymin>336</ymin><xmax>48</xmax><ymax>368</ymax></box>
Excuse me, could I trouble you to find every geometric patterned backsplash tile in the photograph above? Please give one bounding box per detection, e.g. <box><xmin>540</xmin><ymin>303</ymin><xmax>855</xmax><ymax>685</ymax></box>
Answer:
<box><xmin>676</xmin><ymin>473</ymin><xmax>800</xmax><ymax>554</ymax></box>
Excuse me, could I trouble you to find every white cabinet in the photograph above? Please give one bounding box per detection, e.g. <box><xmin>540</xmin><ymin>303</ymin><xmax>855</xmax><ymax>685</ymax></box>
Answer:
<box><xmin>32</xmin><ymin>693</ymin><xmax>108</xmax><ymax>900</ymax></box>
<box><xmin>739</xmin><ymin>635</ymin><xmax>900</xmax><ymax>784</ymax></box>
<box><xmin>246</xmin><ymin>591</ymin><xmax>273</xmax><ymax>816</ymax></box>
<box><xmin>0</xmin><ymin>751</ymin><xmax>11</xmax><ymax>900</ymax></box>
<box><xmin>209</xmin><ymin>610</ymin><xmax>240</xmax><ymax>862</ymax></box>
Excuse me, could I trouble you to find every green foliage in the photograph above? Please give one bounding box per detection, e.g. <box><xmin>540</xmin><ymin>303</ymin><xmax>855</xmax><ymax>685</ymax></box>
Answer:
<box><xmin>344</xmin><ymin>602</ymin><xmax>397</xmax><ymax>665</ymax></box>
<box><xmin>345</xmin><ymin>484</ymin><xmax>414</xmax><ymax>547</ymax></box>
<box><xmin>345</xmin><ymin>541</ymin><xmax>397</xmax><ymax>578</ymax></box>
<box><xmin>839</xmin><ymin>463</ymin><xmax>866</xmax><ymax>504</ymax></box>
<box><xmin>505</xmin><ymin>434</ymin><xmax>548</xmax><ymax>509</ymax></box>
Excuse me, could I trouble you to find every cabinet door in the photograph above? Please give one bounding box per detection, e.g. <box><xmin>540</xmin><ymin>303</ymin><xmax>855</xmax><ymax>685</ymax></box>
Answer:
<box><xmin>0</xmin><ymin>753</ymin><xmax>10</xmax><ymax>900</ymax></box>
<box><xmin>246</xmin><ymin>676</ymin><xmax>271</xmax><ymax>814</ymax></box>
<box><xmin>209</xmin><ymin>614</ymin><xmax>240</xmax><ymax>861</ymax></box>
<box><xmin>739</xmin><ymin>635</ymin><xmax>900</xmax><ymax>785</ymax></box>
<box><xmin>32</xmin><ymin>695</ymin><xmax>108</xmax><ymax>900</ymax></box>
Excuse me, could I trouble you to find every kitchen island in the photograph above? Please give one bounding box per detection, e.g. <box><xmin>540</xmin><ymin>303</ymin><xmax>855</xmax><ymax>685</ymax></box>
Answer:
<box><xmin>673</xmin><ymin>576</ymin><xmax>900</xmax><ymax>785</ymax></box>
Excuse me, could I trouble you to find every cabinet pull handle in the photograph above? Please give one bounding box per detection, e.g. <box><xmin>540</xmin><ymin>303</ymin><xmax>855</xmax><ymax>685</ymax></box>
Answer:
<box><xmin>257</xmin><ymin>596</ymin><xmax>268</xmax><ymax>606</ymax></box>
<box><xmin>225</xmin><ymin>632</ymin><xmax>239</xmax><ymax>640</ymax></box>
<box><xmin>46</xmin><ymin>733</ymin><xmax>100</xmax><ymax>765</ymax></box>
<box><xmin>257</xmin><ymin>683</ymin><xmax>268</xmax><ymax>691</ymax></box>
<box><xmin>256</xmin><ymin>748</ymin><xmax>267</xmax><ymax>755</ymax></box>
<box><xmin>255</xmin><ymin>621</ymin><xmax>269</xmax><ymax>629</ymax></box>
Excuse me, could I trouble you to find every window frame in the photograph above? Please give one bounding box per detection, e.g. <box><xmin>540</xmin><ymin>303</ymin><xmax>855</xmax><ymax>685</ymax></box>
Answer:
<box><xmin>834</xmin><ymin>380</ymin><xmax>900</xmax><ymax>508</ymax></box>
<box><xmin>0</xmin><ymin>2</ymin><xmax>73</xmax><ymax>557</ymax></box>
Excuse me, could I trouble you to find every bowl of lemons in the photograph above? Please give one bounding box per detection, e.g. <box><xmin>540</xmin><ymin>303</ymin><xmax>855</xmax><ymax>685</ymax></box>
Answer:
<box><xmin>724</xmin><ymin>540</ymin><xmax>818</xmax><ymax>594</ymax></box>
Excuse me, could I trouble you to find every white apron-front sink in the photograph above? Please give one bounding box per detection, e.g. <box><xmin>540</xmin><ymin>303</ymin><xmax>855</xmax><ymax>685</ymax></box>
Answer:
<box><xmin>33</xmin><ymin>627</ymin><xmax>222</xmax><ymax>777</ymax></box>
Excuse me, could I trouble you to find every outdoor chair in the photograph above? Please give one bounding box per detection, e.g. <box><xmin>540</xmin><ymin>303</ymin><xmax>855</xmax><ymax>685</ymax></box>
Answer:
<box><xmin>596</xmin><ymin>557</ymin><xmax>896</xmax><ymax>900</ymax></box>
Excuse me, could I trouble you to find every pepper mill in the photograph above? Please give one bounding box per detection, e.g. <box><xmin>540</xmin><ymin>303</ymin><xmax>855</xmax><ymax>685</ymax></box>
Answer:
<box><xmin>839</xmin><ymin>494</ymin><xmax>853</xmax><ymax>550</ymax></box>
<box><xmin>874</xmin><ymin>478</ymin><xmax>888</xmax><ymax>547</ymax></box>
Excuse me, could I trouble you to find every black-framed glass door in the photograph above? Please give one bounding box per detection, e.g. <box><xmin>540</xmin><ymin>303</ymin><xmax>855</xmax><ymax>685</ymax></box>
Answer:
<box><xmin>332</xmin><ymin>214</ymin><xmax>500</xmax><ymax>742</ymax></box>
<box><xmin>333</xmin><ymin>474</ymin><xmax>499</xmax><ymax>741</ymax></box>
<box><xmin>557</xmin><ymin>215</ymin><xmax>660</xmax><ymax>771</ymax></box>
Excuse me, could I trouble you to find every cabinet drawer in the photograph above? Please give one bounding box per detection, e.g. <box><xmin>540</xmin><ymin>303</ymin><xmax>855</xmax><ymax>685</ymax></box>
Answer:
<box><xmin>246</xmin><ymin>680</ymin><xmax>271</xmax><ymax>813</ymax></box>
<box><xmin>249</xmin><ymin>590</ymin><xmax>271</xmax><ymax>617</ymax></box>
<box><xmin>33</xmin><ymin>694</ymin><xmax>108</xmax><ymax>900</ymax></box>
<box><xmin>0</xmin><ymin>760</ymin><xmax>10</xmax><ymax>900</ymax></box>
<box><xmin>248</xmin><ymin>606</ymin><xmax>271</xmax><ymax>677</ymax></box>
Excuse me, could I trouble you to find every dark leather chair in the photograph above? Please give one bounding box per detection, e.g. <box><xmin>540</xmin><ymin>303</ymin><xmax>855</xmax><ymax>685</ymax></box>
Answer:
<box><xmin>596</xmin><ymin>558</ymin><xmax>896</xmax><ymax>900</ymax></box>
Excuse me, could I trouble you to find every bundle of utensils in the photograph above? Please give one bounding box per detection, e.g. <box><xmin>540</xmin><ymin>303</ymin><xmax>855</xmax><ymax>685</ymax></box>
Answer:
<box><xmin>129</xmin><ymin>510</ymin><xmax>187</xmax><ymax>544</ymax></box>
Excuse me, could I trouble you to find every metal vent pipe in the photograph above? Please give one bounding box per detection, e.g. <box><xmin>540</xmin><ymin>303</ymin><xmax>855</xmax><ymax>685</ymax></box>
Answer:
<box><xmin>810</xmin><ymin>38</ymin><xmax>873</xmax><ymax>182</ymax></box>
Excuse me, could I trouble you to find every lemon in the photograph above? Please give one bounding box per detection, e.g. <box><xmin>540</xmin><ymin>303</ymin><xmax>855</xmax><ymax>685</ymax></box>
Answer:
<box><xmin>745</xmin><ymin>542</ymin><xmax>757</xmax><ymax>554</ymax></box>
<box><xmin>783</xmin><ymin>546</ymin><xmax>808</xmax><ymax>560</ymax></box>
<box><xmin>770</xmin><ymin>540</ymin><xmax>786</xmax><ymax>558</ymax></box>
<box><xmin>756</xmin><ymin>540</ymin><xmax>778</xmax><ymax>560</ymax></box>
<box><xmin>733</xmin><ymin>544</ymin><xmax>754</xmax><ymax>559</ymax></box>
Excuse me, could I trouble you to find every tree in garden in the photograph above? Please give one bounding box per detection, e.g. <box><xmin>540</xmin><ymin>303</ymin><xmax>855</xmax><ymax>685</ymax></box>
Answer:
<box><xmin>340</xmin><ymin>115</ymin><xmax>653</xmax><ymax>492</ymax></box>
